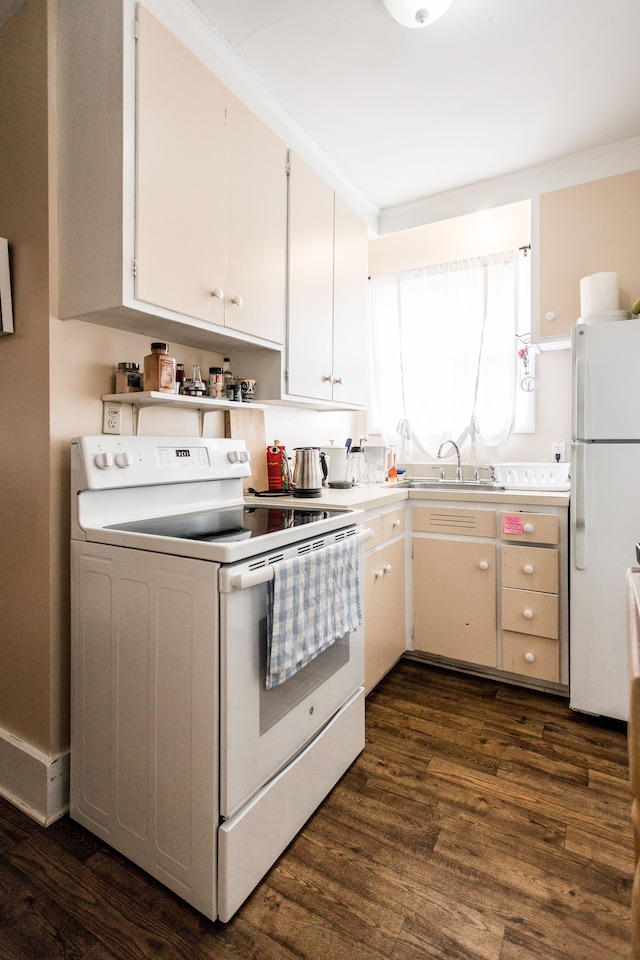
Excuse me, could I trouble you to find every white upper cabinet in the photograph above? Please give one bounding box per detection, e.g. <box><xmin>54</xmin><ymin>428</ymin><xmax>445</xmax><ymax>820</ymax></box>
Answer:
<box><xmin>286</xmin><ymin>152</ymin><xmax>368</xmax><ymax>408</ymax></box>
<box><xmin>135</xmin><ymin>5</ymin><xmax>226</xmax><ymax>327</ymax></box>
<box><xmin>57</xmin><ymin>0</ymin><xmax>286</xmax><ymax>352</ymax></box>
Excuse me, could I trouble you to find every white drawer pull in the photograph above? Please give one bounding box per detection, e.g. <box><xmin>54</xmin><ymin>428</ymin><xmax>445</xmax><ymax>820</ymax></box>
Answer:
<box><xmin>478</xmin><ymin>560</ymin><xmax>489</xmax><ymax>571</ymax></box>
<box><xmin>523</xmin><ymin>608</ymin><xmax>534</xmax><ymax>619</ymax></box>
<box><xmin>524</xmin><ymin>652</ymin><xmax>535</xmax><ymax>663</ymax></box>
<box><xmin>523</xmin><ymin>523</ymin><xmax>534</xmax><ymax>534</ymax></box>
<box><xmin>523</xmin><ymin>564</ymin><xmax>534</xmax><ymax>575</ymax></box>
<box><xmin>392</xmin><ymin>518</ymin><xmax>401</xmax><ymax>528</ymax></box>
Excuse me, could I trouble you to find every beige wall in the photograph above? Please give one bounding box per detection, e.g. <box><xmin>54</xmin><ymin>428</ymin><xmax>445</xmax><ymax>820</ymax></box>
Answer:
<box><xmin>0</xmin><ymin>1</ymin><xmax>54</xmax><ymax>753</ymax></box>
<box><xmin>369</xmin><ymin>200</ymin><xmax>531</xmax><ymax>276</ymax></box>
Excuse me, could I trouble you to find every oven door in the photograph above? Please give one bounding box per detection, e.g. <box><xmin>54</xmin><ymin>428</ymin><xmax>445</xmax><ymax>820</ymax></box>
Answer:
<box><xmin>217</xmin><ymin>531</ymin><xmax>365</xmax><ymax>820</ymax></box>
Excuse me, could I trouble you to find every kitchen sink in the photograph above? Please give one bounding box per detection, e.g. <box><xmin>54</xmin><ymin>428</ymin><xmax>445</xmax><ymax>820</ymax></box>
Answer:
<box><xmin>395</xmin><ymin>478</ymin><xmax>505</xmax><ymax>492</ymax></box>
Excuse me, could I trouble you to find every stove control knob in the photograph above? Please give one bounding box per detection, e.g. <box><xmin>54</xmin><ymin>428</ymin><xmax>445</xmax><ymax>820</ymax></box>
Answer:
<box><xmin>227</xmin><ymin>451</ymin><xmax>239</xmax><ymax>463</ymax></box>
<box><xmin>115</xmin><ymin>451</ymin><xmax>133</xmax><ymax>469</ymax></box>
<box><xmin>94</xmin><ymin>451</ymin><xmax>113</xmax><ymax>470</ymax></box>
<box><xmin>238</xmin><ymin>450</ymin><xmax>249</xmax><ymax>463</ymax></box>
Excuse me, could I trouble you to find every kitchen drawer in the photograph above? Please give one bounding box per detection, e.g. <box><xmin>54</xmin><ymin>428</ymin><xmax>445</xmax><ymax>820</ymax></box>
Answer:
<box><xmin>382</xmin><ymin>506</ymin><xmax>405</xmax><ymax>541</ymax></box>
<box><xmin>413</xmin><ymin>506</ymin><xmax>496</xmax><ymax>538</ymax></box>
<box><xmin>362</xmin><ymin>514</ymin><xmax>383</xmax><ymax>551</ymax></box>
<box><xmin>500</xmin><ymin>512</ymin><xmax>558</xmax><ymax>545</ymax></box>
<box><xmin>501</xmin><ymin>587</ymin><xmax>558</xmax><ymax>639</ymax></box>
<box><xmin>502</xmin><ymin>545</ymin><xmax>558</xmax><ymax>594</ymax></box>
<box><xmin>502</xmin><ymin>631</ymin><xmax>560</xmax><ymax>683</ymax></box>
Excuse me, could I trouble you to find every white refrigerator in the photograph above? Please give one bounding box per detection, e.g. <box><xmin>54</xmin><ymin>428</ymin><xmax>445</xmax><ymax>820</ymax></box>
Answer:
<box><xmin>570</xmin><ymin>316</ymin><xmax>640</xmax><ymax>722</ymax></box>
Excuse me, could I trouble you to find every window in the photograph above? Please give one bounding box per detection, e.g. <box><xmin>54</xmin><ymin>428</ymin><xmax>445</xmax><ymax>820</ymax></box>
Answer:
<box><xmin>368</xmin><ymin>247</ymin><xmax>532</xmax><ymax>464</ymax></box>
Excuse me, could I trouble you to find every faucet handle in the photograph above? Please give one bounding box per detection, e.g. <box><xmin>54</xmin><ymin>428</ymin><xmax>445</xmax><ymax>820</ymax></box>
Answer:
<box><xmin>474</xmin><ymin>464</ymin><xmax>496</xmax><ymax>482</ymax></box>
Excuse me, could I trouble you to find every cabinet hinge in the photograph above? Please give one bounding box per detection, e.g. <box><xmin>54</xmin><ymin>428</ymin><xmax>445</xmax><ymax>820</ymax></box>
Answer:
<box><xmin>285</xmin><ymin>159</ymin><xmax>291</xmax><ymax>176</ymax></box>
<box><xmin>132</xmin><ymin>259</ymin><xmax>137</xmax><ymax>278</ymax></box>
<box><xmin>133</xmin><ymin>15</ymin><xmax>139</xmax><ymax>40</ymax></box>
<box><xmin>284</xmin><ymin>368</ymin><xmax>289</xmax><ymax>384</ymax></box>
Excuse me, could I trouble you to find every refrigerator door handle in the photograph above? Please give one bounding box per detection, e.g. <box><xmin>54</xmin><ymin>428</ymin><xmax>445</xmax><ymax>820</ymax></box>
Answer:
<box><xmin>574</xmin><ymin>442</ymin><xmax>586</xmax><ymax>569</ymax></box>
<box><xmin>572</xmin><ymin>326</ymin><xmax>586</xmax><ymax>441</ymax></box>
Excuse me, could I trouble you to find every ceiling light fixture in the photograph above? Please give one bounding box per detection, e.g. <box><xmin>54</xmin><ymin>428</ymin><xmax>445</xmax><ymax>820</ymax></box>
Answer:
<box><xmin>381</xmin><ymin>0</ymin><xmax>455</xmax><ymax>28</ymax></box>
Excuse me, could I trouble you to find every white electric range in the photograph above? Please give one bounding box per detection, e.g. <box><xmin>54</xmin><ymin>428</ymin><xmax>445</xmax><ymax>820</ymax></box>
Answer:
<box><xmin>70</xmin><ymin>435</ymin><xmax>366</xmax><ymax>921</ymax></box>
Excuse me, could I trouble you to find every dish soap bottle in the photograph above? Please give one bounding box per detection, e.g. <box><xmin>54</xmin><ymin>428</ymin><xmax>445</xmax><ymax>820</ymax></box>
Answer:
<box><xmin>144</xmin><ymin>342</ymin><xmax>176</xmax><ymax>394</ymax></box>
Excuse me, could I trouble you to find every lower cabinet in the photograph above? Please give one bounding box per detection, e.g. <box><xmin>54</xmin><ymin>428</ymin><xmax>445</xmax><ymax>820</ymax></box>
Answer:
<box><xmin>413</xmin><ymin>538</ymin><xmax>496</xmax><ymax>667</ymax></box>
<box><xmin>411</xmin><ymin>502</ymin><xmax>568</xmax><ymax>689</ymax></box>
<box><xmin>363</xmin><ymin>507</ymin><xmax>406</xmax><ymax>694</ymax></box>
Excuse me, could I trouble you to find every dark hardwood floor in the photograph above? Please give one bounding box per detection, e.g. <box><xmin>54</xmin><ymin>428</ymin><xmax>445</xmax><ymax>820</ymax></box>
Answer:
<box><xmin>0</xmin><ymin>660</ymin><xmax>633</xmax><ymax>960</ymax></box>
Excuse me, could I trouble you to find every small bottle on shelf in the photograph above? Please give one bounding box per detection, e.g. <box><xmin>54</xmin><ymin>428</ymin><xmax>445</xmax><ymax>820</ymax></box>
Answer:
<box><xmin>143</xmin><ymin>342</ymin><xmax>176</xmax><ymax>394</ymax></box>
<box><xmin>222</xmin><ymin>357</ymin><xmax>235</xmax><ymax>400</ymax></box>
<box><xmin>209</xmin><ymin>366</ymin><xmax>224</xmax><ymax>398</ymax></box>
<box><xmin>175</xmin><ymin>363</ymin><xmax>186</xmax><ymax>394</ymax></box>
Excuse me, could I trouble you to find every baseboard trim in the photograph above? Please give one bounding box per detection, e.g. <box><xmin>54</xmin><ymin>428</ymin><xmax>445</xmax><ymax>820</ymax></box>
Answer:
<box><xmin>0</xmin><ymin>726</ymin><xmax>69</xmax><ymax>826</ymax></box>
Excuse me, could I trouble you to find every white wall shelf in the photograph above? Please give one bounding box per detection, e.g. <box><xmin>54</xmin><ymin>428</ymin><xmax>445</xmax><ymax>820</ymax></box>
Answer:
<box><xmin>102</xmin><ymin>391</ymin><xmax>266</xmax><ymax>436</ymax></box>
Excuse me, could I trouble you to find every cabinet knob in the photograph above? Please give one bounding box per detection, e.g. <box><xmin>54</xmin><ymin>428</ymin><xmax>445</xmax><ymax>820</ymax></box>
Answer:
<box><xmin>523</xmin><ymin>523</ymin><xmax>534</xmax><ymax>534</ymax></box>
<box><xmin>322</xmin><ymin>375</ymin><xmax>333</xmax><ymax>383</ymax></box>
<box><xmin>384</xmin><ymin>563</ymin><xmax>392</xmax><ymax>573</ymax></box>
<box><xmin>333</xmin><ymin>376</ymin><xmax>343</xmax><ymax>385</ymax></box>
<box><xmin>478</xmin><ymin>560</ymin><xmax>489</xmax><ymax>571</ymax></box>
<box><xmin>523</xmin><ymin>608</ymin><xmax>534</xmax><ymax>619</ymax></box>
<box><xmin>375</xmin><ymin>568</ymin><xmax>385</xmax><ymax>579</ymax></box>
<box><xmin>211</xmin><ymin>287</ymin><xmax>224</xmax><ymax>299</ymax></box>
<box><xmin>523</xmin><ymin>564</ymin><xmax>534</xmax><ymax>575</ymax></box>
<box><xmin>524</xmin><ymin>652</ymin><xmax>536</xmax><ymax>663</ymax></box>
<box><xmin>392</xmin><ymin>518</ymin><xmax>401</xmax><ymax>528</ymax></box>
<box><xmin>231</xmin><ymin>294</ymin><xmax>243</xmax><ymax>306</ymax></box>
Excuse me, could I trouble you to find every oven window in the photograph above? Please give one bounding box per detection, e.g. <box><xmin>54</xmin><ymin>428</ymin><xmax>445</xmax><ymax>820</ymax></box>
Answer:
<box><xmin>258</xmin><ymin>617</ymin><xmax>349</xmax><ymax>735</ymax></box>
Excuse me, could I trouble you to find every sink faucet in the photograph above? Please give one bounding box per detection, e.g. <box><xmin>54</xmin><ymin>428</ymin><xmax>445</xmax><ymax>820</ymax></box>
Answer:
<box><xmin>437</xmin><ymin>440</ymin><xmax>463</xmax><ymax>481</ymax></box>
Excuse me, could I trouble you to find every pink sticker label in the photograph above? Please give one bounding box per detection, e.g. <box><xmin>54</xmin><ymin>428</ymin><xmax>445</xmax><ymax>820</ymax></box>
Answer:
<box><xmin>503</xmin><ymin>515</ymin><xmax>524</xmax><ymax>535</ymax></box>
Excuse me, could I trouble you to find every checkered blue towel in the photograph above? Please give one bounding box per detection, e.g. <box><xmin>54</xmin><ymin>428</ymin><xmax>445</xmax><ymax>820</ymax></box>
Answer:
<box><xmin>266</xmin><ymin>537</ymin><xmax>362</xmax><ymax>689</ymax></box>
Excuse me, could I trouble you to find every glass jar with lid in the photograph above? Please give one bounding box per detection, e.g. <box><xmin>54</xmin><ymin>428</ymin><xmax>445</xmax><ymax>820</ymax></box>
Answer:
<box><xmin>115</xmin><ymin>362</ymin><xmax>142</xmax><ymax>393</ymax></box>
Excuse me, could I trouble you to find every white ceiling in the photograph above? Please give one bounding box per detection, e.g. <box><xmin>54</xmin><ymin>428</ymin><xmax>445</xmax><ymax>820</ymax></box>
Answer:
<box><xmin>3</xmin><ymin>0</ymin><xmax>639</xmax><ymax>230</ymax></box>
<box><xmin>188</xmin><ymin>0</ymin><xmax>640</xmax><ymax>221</ymax></box>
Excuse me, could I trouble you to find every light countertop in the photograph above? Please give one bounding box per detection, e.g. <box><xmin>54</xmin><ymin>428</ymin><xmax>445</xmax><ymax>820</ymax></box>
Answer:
<box><xmin>245</xmin><ymin>483</ymin><xmax>570</xmax><ymax>512</ymax></box>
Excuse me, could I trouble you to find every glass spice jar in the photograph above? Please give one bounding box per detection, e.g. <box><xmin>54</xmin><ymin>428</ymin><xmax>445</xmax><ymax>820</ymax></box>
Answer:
<box><xmin>115</xmin><ymin>362</ymin><xmax>142</xmax><ymax>393</ymax></box>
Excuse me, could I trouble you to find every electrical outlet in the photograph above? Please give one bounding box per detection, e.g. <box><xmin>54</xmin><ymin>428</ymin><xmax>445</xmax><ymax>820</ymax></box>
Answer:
<box><xmin>103</xmin><ymin>401</ymin><xmax>122</xmax><ymax>435</ymax></box>
<box><xmin>551</xmin><ymin>441</ymin><xmax>565</xmax><ymax>462</ymax></box>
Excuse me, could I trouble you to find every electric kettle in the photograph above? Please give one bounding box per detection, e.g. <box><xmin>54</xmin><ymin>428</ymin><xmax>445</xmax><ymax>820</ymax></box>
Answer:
<box><xmin>292</xmin><ymin>447</ymin><xmax>327</xmax><ymax>497</ymax></box>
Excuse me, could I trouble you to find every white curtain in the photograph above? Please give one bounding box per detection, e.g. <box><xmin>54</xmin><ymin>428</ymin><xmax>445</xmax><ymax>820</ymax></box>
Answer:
<box><xmin>369</xmin><ymin>250</ymin><xmax>521</xmax><ymax>465</ymax></box>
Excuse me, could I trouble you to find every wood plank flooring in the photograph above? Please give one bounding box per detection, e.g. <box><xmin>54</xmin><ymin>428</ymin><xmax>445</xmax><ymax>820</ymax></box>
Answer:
<box><xmin>0</xmin><ymin>660</ymin><xmax>633</xmax><ymax>959</ymax></box>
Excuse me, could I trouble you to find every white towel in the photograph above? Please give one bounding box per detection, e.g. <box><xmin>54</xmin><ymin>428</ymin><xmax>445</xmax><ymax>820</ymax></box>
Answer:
<box><xmin>266</xmin><ymin>537</ymin><xmax>362</xmax><ymax>689</ymax></box>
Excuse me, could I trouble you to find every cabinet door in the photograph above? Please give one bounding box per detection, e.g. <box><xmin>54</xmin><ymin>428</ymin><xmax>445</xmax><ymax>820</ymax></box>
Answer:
<box><xmin>332</xmin><ymin>193</ymin><xmax>368</xmax><ymax>406</ymax></box>
<box><xmin>135</xmin><ymin>6</ymin><xmax>226</xmax><ymax>324</ymax></box>
<box><xmin>364</xmin><ymin>538</ymin><xmax>406</xmax><ymax>693</ymax></box>
<box><xmin>287</xmin><ymin>152</ymin><xmax>334</xmax><ymax>401</ymax></box>
<box><xmin>538</xmin><ymin>171</ymin><xmax>640</xmax><ymax>338</ymax></box>
<box><xmin>225</xmin><ymin>92</ymin><xmax>287</xmax><ymax>344</ymax></box>
<box><xmin>413</xmin><ymin>538</ymin><xmax>496</xmax><ymax>667</ymax></box>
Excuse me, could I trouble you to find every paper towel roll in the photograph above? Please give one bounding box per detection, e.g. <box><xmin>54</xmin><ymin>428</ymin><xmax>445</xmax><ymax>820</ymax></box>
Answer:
<box><xmin>580</xmin><ymin>272</ymin><xmax>619</xmax><ymax>317</ymax></box>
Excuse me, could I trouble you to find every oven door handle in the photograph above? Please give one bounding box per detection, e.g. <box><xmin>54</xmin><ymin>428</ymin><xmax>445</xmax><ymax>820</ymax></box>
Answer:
<box><xmin>226</xmin><ymin>528</ymin><xmax>373</xmax><ymax>591</ymax></box>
